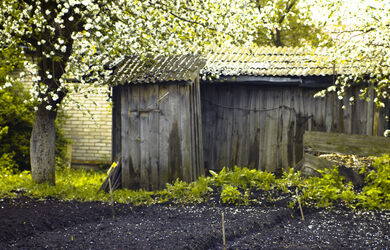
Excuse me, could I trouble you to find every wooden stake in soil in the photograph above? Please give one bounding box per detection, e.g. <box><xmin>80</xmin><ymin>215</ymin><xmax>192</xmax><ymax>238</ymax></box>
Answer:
<box><xmin>222</xmin><ymin>212</ymin><xmax>226</xmax><ymax>250</ymax></box>
<box><xmin>106</xmin><ymin>161</ymin><xmax>119</xmax><ymax>219</ymax></box>
<box><xmin>108</xmin><ymin>177</ymin><xmax>115</xmax><ymax>219</ymax></box>
<box><xmin>296</xmin><ymin>188</ymin><xmax>304</xmax><ymax>221</ymax></box>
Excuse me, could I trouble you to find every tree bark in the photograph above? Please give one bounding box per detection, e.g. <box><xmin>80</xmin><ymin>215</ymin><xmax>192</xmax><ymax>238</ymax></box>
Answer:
<box><xmin>30</xmin><ymin>105</ymin><xmax>57</xmax><ymax>185</ymax></box>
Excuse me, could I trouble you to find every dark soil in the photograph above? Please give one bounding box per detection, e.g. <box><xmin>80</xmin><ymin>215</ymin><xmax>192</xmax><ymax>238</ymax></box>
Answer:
<box><xmin>0</xmin><ymin>197</ymin><xmax>389</xmax><ymax>249</ymax></box>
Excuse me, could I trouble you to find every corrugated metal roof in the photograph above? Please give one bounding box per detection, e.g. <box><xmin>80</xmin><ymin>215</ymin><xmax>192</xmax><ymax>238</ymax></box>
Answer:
<box><xmin>201</xmin><ymin>46</ymin><xmax>340</xmax><ymax>77</ymax></box>
<box><xmin>108</xmin><ymin>46</ymin><xmax>381</xmax><ymax>85</ymax></box>
<box><xmin>108</xmin><ymin>54</ymin><xmax>206</xmax><ymax>85</ymax></box>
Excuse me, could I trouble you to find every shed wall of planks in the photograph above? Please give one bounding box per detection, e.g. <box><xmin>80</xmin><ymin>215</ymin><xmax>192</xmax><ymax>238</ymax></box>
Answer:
<box><xmin>112</xmin><ymin>79</ymin><xmax>204</xmax><ymax>190</ymax></box>
<box><xmin>200</xmin><ymin>83</ymin><xmax>389</xmax><ymax>174</ymax></box>
<box><xmin>301</xmin><ymin>87</ymin><xmax>390</xmax><ymax>136</ymax></box>
<box><xmin>201</xmin><ymin>84</ymin><xmax>305</xmax><ymax>174</ymax></box>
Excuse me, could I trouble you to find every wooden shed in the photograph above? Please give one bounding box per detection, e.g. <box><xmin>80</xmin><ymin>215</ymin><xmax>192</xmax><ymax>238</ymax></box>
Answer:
<box><xmin>200</xmin><ymin>46</ymin><xmax>390</xmax><ymax>174</ymax></box>
<box><xmin>109</xmin><ymin>55</ymin><xmax>205</xmax><ymax>190</ymax></box>
<box><xmin>108</xmin><ymin>47</ymin><xmax>389</xmax><ymax>190</ymax></box>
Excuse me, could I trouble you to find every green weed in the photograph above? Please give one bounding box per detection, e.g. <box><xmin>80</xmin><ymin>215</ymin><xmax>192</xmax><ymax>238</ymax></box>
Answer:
<box><xmin>0</xmin><ymin>154</ymin><xmax>389</xmax><ymax>210</ymax></box>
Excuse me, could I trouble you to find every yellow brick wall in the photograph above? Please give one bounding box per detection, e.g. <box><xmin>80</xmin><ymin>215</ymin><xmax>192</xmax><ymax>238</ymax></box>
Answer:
<box><xmin>61</xmin><ymin>89</ymin><xmax>112</xmax><ymax>164</ymax></box>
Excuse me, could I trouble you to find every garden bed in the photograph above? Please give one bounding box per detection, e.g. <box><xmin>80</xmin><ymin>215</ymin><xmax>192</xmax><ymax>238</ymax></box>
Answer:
<box><xmin>1</xmin><ymin>196</ymin><xmax>389</xmax><ymax>249</ymax></box>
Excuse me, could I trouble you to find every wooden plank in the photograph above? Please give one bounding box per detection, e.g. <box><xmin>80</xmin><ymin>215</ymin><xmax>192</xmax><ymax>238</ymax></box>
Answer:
<box><xmin>342</xmin><ymin>89</ymin><xmax>352</xmax><ymax>134</ymax></box>
<box><xmin>189</xmin><ymin>82</ymin><xmax>196</xmax><ymax>180</ymax></box>
<box><xmin>229</xmin><ymin>85</ymin><xmax>240</xmax><ymax>168</ymax></box>
<box><xmin>111</xmin><ymin>86</ymin><xmax>121</xmax><ymax>162</ymax></box>
<box><xmin>324</xmin><ymin>92</ymin><xmax>334</xmax><ymax>132</ymax></box>
<box><xmin>257</xmin><ymin>88</ymin><xmax>264</xmax><ymax>170</ymax></box>
<box><xmin>373</xmin><ymin>106</ymin><xmax>380</xmax><ymax>136</ymax></box>
<box><xmin>166</xmin><ymin>84</ymin><xmax>183</xmax><ymax>183</ymax></box>
<box><xmin>215</xmin><ymin>84</ymin><xmax>227</xmax><ymax>169</ymax></box>
<box><xmin>179</xmin><ymin>84</ymin><xmax>192</xmax><ymax>182</ymax></box>
<box><xmin>263</xmin><ymin>87</ymin><xmax>277</xmax><ymax>172</ymax></box>
<box><xmin>305</xmin><ymin>90</ymin><xmax>313</xmax><ymax>131</ymax></box>
<box><xmin>139</xmin><ymin>84</ymin><xmax>159</xmax><ymax>190</ymax></box>
<box><xmin>275</xmin><ymin>87</ymin><xmax>283</xmax><ymax>173</ymax></box>
<box><xmin>247</xmin><ymin>86</ymin><xmax>260</xmax><ymax>169</ymax></box>
<box><xmin>158</xmin><ymin>85</ymin><xmax>171</xmax><ymax>188</ymax></box>
<box><xmin>338</xmin><ymin>97</ymin><xmax>344</xmax><ymax>133</ymax></box>
<box><xmin>304</xmin><ymin>131</ymin><xmax>390</xmax><ymax>156</ymax></box>
<box><xmin>292</xmin><ymin>87</ymin><xmax>305</xmax><ymax>166</ymax></box>
<box><xmin>287</xmin><ymin>88</ymin><xmax>297</xmax><ymax>168</ymax></box>
<box><xmin>354</xmin><ymin>89</ymin><xmax>367</xmax><ymax>135</ymax></box>
<box><xmin>366</xmin><ymin>86</ymin><xmax>374</xmax><ymax>136</ymax></box>
<box><xmin>224</xmin><ymin>86</ymin><xmax>234</xmax><ymax>169</ymax></box>
<box><xmin>127</xmin><ymin>85</ymin><xmax>141</xmax><ymax>189</ymax></box>
<box><xmin>260</xmin><ymin>88</ymin><xmax>269</xmax><ymax>171</ymax></box>
<box><xmin>314</xmin><ymin>91</ymin><xmax>326</xmax><ymax>131</ymax></box>
<box><xmin>194</xmin><ymin>77</ymin><xmax>204</xmax><ymax>177</ymax></box>
<box><xmin>280</xmin><ymin>87</ymin><xmax>291</xmax><ymax>171</ymax></box>
<box><xmin>120</xmin><ymin>87</ymin><xmax>130</xmax><ymax>189</ymax></box>
<box><xmin>200</xmin><ymin>85</ymin><xmax>217</xmax><ymax>172</ymax></box>
<box><xmin>239</xmin><ymin>86</ymin><xmax>251</xmax><ymax>168</ymax></box>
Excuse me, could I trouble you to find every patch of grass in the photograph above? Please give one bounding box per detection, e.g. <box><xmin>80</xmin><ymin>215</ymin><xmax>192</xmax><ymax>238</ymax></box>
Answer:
<box><xmin>0</xmin><ymin>154</ymin><xmax>389</xmax><ymax>210</ymax></box>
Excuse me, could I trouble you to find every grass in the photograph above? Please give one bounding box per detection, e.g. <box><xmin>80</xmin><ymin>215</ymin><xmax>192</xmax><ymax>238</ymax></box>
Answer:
<box><xmin>0</xmin><ymin>154</ymin><xmax>389</xmax><ymax>210</ymax></box>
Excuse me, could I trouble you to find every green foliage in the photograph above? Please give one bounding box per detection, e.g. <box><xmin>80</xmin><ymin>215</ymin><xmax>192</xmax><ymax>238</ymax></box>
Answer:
<box><xmin>0</xmin><ymin>80</ymin><xmax>69</xmax><ymax>172</ymax></box>
<box><xmin>0</xmin><ymin>81</ymin><xmax>34</xmax><ymax>171</ymax></box>
<box><xmin>220</xmin><ymin>185</ymin><xmax>243</xmax><ymax>205</ymax></box>
<box><xmin>0</xmin><ymin>155</ymin><xmax>389</xmax><ymax>210</ymax></box>
<box><xmin>357</xmin><ymin>154</ymin><xmax>390</xmax><ymax>209</ymax></box>
<box><xmin>252</xmin><ymin>0</ymin><xmax>329</xmax><ymax>47</ymax></box>
<box><xmin>209</xmin><ymin>166</ymin><xmax>276</xmax><ymax>190</ymax></box>
<box><xmin>299</xmin><ymin>154</ymin><xmax>390</xmax><ymax>210</ymax></box>
<box><xmin>0</xmin><ymin>153</ymin><xmax>17</xmax><ymax>176</ymax></box>
<box><xmin>300</xmin><ymin>167</ymin><xmax>355</xmax><ymax>208</ymax></box>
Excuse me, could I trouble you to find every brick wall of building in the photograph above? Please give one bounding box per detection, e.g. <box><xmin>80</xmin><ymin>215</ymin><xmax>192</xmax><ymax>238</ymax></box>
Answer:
<box><xmin>61</xmin><ymin>89</ymin><xmax>112</xmax><ymax>165</ymax></box>
<box><xmin>20</xmin><ymin>67</ymin><xmax>112</xmax><ymax>166</ymax></box>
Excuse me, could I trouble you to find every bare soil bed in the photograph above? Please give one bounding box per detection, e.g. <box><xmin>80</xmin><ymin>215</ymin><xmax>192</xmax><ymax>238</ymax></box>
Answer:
<box><xmin>0</xmin><ymin>197</ymin><xmax>389</xmax><ymax>249</ymax></box>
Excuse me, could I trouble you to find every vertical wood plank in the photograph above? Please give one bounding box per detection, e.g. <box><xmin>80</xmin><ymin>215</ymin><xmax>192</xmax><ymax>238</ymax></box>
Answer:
<box><xmin>166</xmin><ymin>84</ymin><xmax>183</xmax><ymax>184</ymax></box>
<box><xmin>257</xmin><ymin>88</ymin><xmax>265</xmax><ymax>171</ymax></box>
<box><xmin>127</xmin><ymin>85</ymin><xmax>141</xmax><ymax>189</ymax></box>
<box><xmin>194</xmin><ymin>77</ymin><xmax>204</xmax><ymax>177</ymax></box>
<box><xmin>179</xmin><ymin>84</ymin><xmax>192</xmax><ymax>182</ymax></box>
<box><xmin>280</xmin><ymin>87</ymin><xmax>291</xmax><ymax>171</ymax></box>
<box><xmin>112</xmin><ymin>86</ymin><xmax>121</xmax><ymax>162</ymax></box>
<box><xmin>248</xmin><ymin>86</ymin><xmax>260</xmax><ymax>169</ymax></box>
<box><xmin>158</xmin><ymin>85</ymin><xmax>171</xmax><ymax>188</ymax></box>
<box><xmin>366</xmin><ymin>86</ymin><xmax>374</xmax><ymax>135</ymax></box>
<box><xmin>120</xmin><ymin>87</ymin><xmax>130</xmax><ymax>189</ymax></box>
<box><xmin>139</xmin><ymin>84</ymin><xmax>160</xmax><ymax>190</ymax></box>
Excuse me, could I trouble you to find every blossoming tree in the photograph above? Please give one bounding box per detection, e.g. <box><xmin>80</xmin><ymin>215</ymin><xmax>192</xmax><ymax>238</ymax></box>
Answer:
<box><xmin>315</xmin><ymin>0</ymin><xmax>390</xmax><ymax>108</ymax></box>
<box><xmin>0</xmin><ymin>0</ymin><xmax>264</xmax><ymax>184</ymax></box>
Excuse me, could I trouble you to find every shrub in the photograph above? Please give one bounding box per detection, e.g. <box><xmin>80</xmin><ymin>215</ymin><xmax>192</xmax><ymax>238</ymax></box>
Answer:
<box><xmin>0</xmin><ymin>52</ymin><xmax>69</xmax><ymax>172</ymax></box>
<box><xmin>0</xmin><ymin>81</ymin><xmax>34</xmax><ymax>171</ymax></box>
<box><xmin>357</xmin><ymin>154</ymin><xmax>390</xmax><ymax>209</ymax></box>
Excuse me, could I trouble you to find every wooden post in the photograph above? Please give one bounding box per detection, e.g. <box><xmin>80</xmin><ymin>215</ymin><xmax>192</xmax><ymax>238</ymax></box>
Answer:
<box><xmin>222</xmin><ymin>212</ymin><xmax>226</xmax><ymax>250</ymax></box>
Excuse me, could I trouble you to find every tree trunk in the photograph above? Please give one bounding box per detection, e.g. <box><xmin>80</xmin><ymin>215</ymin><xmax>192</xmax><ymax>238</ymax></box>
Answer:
<box><xmin>30</xmin><ymin>105</ymin><xmax>57</xmax><ymax>185</ymax></box>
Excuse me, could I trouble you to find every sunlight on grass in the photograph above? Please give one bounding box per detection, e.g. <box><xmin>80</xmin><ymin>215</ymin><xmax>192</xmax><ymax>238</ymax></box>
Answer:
<box><xmin>0</xmin><ymin>154</ymin><xmax>389</xmax><ymax>210</ymax></box>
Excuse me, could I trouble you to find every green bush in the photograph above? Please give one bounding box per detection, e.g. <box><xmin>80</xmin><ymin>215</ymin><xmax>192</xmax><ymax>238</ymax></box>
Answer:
<box><xmin>357</xmin><ymin>154</ymin><xmax>390</xmax><ymax>209</ymax></box>
<box><xmin>0</xmin><ymin>81</ymin><xmax>34</xmax><ymax>171</ymax></box>
<box><xmin>0</xmin><ymin>52</ymin><xmax>69</xmax><ymax>172</ymax></box>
